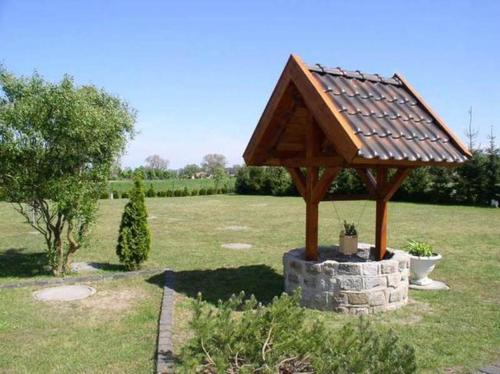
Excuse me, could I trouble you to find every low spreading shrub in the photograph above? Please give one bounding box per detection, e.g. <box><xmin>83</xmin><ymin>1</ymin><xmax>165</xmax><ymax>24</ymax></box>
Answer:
<box><xmin>191</xmin><ymin>189</ymin><xmax>199</xmax><ymax>196</ymax></box>
<box><xmin>174</xmin><ymin>189</ymin><xmax>183</xmax><ymax>197</ymax></box>
<box><xmin>100</xmin><ymin>192</ymin><xmax>110</xmax><ymax>200</ymax></box>
<box><xmin>121</xmin><ymin>192</ymin><xmax>129</xmax><ymax>199</ymax></box>
<box><xmin>112</xmin><ymin>190</ymin><xmax>121</xmax><ymax>199</ymax></box>
<box><xmin>199</xmin><ymin>188</ymin><xmax>207</xmax><ymax>195</ymax></box>
<box><xmin>206</xmin><ymin>187</ymin><xmax>215</xmax><ymax>195</ymax></box>
<box><xmin>166</xmin><ymin>190</ymin><xmax>173</xmax><ymax>197</ymax></box>
<box><xmin>183</xmin><ymin>186</ymin><xmax>189</xmax><ymax>196</ymax></box>
<box><xmin>179</xmin><ymin>290</ymin><xmax>416</xmax><ymax>373</ymax></box>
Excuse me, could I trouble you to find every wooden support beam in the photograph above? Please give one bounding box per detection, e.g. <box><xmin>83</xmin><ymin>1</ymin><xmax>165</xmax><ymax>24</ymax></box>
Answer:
<box><xmin>322</xmin><ymin>193</ymin><xmax>374</xmax><ymax>201</ymax></box>
<box><xmin>312</xmin><ymin>167</ymin><xmax>341</xmax><ymax>203</ymax></box>
<box><xmin>375</xmin><ymin>168</ymin><xmax>388</xmax><ymax>260</ymax></box>
<box><xmin>355</xmin><ymin>168</ymin><xmax>378</xmax><ymax>195</ymax></box>
<box><xmin>267</xmin><ymin>155</ymin><xmax>344</xmax><ymax>168</ymax></box>
<box><xmin>381</xmin><ymin>168</ymin><xmax>411</xmax><ymax>201</ymax></box>
<box><xmin>286</xmin><ymin>167</ymin><xmax>306</xmax><ymax>199</ymax></box>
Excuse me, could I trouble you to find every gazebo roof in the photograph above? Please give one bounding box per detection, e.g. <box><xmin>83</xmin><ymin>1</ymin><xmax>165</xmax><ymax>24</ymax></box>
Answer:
<box><xmin>244</xmin><ymin>55</ymin><xmax>471</xmax><ymax>168</ymax></box>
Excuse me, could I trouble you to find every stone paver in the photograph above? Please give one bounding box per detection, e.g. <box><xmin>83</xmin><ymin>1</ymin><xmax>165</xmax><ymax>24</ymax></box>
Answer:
<box><xmin>0</xmin><ymin>267</ymin><xmax>166</xmax><ymax>290</ymax></box>
<box><xmin>71</xmin><ymin>262</ymin><xmax>100</xmax><ymax>273</ymax></box>
<box><xmin>410</xmin><ymin>280</ymin><xmax>449</xmax><ymax>290</ymax></box>
<box><xmin>157</xmin><ymin>270</ymin><xmax>175</xmax><ymax>374</ymax></box>
<box><xmin>477</xmin><ymin>362</ymin><xmax>500</xmax><ymax>374</ymax></box>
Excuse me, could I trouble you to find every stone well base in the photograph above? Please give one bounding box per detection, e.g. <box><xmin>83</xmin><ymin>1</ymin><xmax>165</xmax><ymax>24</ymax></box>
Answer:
<box><xmin>283</xmin><ymin>244</ymin><xmax>410</xmax><ymax>315</ymax></box>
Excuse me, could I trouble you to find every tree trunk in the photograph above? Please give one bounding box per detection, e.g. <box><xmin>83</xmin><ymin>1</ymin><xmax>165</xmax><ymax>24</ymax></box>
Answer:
<box><xmin>54</xmin><ymin>233</ymin><xmax>64</xmax><ymax>276</ymax></box>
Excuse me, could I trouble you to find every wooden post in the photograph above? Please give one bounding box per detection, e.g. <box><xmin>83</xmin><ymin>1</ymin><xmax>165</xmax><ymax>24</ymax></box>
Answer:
<box><xmin>375</xmin><ymin>168</ymin><xmax>388</xmax><ymax>260</ymax></box>
<box><xmin>305</xmin><ymin>166</ymin><xmax>319</xmax><ymax>260</ymax></box>
<box><xmin>304</xmin><ymin>119</ymin><xmax>321</xmax><ymax>261</ymax></box>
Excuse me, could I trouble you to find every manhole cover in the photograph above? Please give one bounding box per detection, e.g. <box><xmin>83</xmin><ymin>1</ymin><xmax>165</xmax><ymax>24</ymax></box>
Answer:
<box><xmin>221</xmin><ymin>225</ymin><xmax>249</xmax><ymax>231</ymax></box>
<box><xmin>33</xmin><ymin>285</ymin><xmax>96</xmax><ymax>301</ymax></box>
<box><xmin>221</xmin><ymin>243</ymin><xmax>253</xmax><ymax>250</ymax></box>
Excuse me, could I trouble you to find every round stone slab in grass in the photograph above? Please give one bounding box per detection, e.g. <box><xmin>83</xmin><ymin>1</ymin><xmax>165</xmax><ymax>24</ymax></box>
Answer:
<box><xmin>33</xmin><ymin>285</ymin><xmax>96</xmax><ymax>302</ymax></box>
<box><xmin>221</xmin><ymin>243</ymin><xmax>253</xmax><ymax>250</ymax></box>
<box><xmin>220</xmin><ymin>225</ymin><xmax>249</xmax><ymax>231</ymax></box>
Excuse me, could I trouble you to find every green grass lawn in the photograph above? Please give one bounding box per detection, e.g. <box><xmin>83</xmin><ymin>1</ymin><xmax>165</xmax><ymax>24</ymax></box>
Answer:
<box><xmin>0</xmin><ymin>195</ymin><xmax>499</xmax><ymax>373</ymax></box>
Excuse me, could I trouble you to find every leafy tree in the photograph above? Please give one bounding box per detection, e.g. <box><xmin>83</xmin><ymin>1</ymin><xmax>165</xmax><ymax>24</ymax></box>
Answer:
<box><xmin>265</xmin><ymin>166</ymin><xmax>294</xmax><ymax>196</ymax></box>
<box><xmin>212</xmin><ymin>166</ymin><xmax>228</xmax><ymax>190</ymax></box>
<box><xmin>179</xmin><ymin>163</ymin><xmax>201</xmax><ymax>179</ymax></box>
<box><xmin>0</xmin><ymin>68</ymin><xmax>135</xmax><ymax>275</ymax></box>
<box><xmin>145</xmin><ymin>154</ymin><xmax>169</xmax><ymax>171</ymax></box>
<box><xmin>202</xmin><ymin>153</ymin><xmax>227</xmax><ymax>175</ymax></box>
<box><xmin>116</xmin><ymin>174</ymin><xmax>151</xmax><ymax>270</ymax></box>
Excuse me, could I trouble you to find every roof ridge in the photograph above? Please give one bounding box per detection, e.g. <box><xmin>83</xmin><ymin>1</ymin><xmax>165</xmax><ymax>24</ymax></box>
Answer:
<box><xmin>308</xmin><ymin>63</ymin><xmax>400</xmax><ymax>85</ymax></box>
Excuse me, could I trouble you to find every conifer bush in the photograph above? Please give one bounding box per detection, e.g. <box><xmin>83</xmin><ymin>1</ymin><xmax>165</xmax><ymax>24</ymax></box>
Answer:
<box><xmin>166</xmin><ymin>190</ymin><xmax>173</xmax><ymax>197</ymax></box>
<box><xmin>116</xmin><ymin>175</ymin><xmax>151</xmax><ymax>270</ymax></box>
<box><xmin>146</xmin><ymin>184</ymin><xmax>155</xmax><ymax>197</ymax></box>
<box><xmin>191</xmin><ymin>189</ymin><xmax>199</xmax><ymax>196</ymax></box>
<box><xmin>179</xmin><ymin>290</ymin><xmax>416</xmax><ymax>373</ymax></box>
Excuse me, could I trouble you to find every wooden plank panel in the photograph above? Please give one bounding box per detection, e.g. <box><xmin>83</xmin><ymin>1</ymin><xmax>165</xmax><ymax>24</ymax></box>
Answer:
<box><xmin>243</xmin><ymin>60</ymin><xmax>293</xmax><ymax>164</ymax></box>
<box><xmin>288</xmin><ymin>54</ymin><xmax>361</xmax><ymax>162</ymax></box>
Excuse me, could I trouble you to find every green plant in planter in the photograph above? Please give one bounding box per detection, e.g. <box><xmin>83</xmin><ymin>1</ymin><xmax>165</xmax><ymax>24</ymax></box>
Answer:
<box><xmin>342</xmin><ymin>220</ymin><xmax>357</xmax><ymax>236</ymax></box>
<box><xmin>405</xmin><ymin>240</ymin><xmax>433</xmax><ymax>257</ymax></box>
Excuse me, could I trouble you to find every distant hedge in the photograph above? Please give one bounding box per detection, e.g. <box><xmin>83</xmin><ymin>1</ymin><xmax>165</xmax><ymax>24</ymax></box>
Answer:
<box><xmin>235</xmin><ymin>148</ymin><xmax>500</xmax><ymax>206</ymax></box>
<box><xmin>95</xmin><ymin>183</ymin><xmax>234</xmax><ymax>200</ymax></box>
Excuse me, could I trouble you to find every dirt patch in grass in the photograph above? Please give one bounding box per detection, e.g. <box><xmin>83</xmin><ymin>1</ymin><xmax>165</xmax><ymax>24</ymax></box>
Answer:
<box><xmin>47</xmin><ymin>286</ymin><xmax>147</xmax><ymax>323</ymax></box>
<box><xmin>82</xmin><ymin>287</ymin><xmax>146</xmax><ymax>314</ymax></box>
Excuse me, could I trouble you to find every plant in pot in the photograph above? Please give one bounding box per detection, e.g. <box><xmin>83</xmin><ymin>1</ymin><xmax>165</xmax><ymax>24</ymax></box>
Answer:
<box><xmin>405</xmin><ymin>240</ymin><xmax>442</xmax><ymax>286</ymax></box>
<box><xmin>339</xmin><ymin>221</ymin><xmax>358</xmax><ymax>255</ymax></box>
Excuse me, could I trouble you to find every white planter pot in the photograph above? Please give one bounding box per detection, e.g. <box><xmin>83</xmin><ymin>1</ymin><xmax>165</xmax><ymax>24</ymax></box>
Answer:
<box><xmin>409</xmin><ymin>253</ymin><xmax>442</xmax><ymax>286</ymax></box>
<box><xmin>339</xmin><ymin>234</ymin><xmax>358</xmax><ymax>255</ymax></box>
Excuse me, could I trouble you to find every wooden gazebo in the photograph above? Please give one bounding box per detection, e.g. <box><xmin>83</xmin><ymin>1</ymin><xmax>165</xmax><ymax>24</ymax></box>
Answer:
<box><xmin>244</xmin><ymin>55</ymin><xmax>470</xmax><ymax>261</ymax></box>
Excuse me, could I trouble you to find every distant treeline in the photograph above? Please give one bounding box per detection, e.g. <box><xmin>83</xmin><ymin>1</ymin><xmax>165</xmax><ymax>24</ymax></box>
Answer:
<box><xmin>235</xmin><ymin>148</ymin><xmax>500</xmax><ymax>206</ymax></box>
<box><xmin>104</xmin><ymin>178</ymin><xmax>235</xmax><ymax>199</ymax></box>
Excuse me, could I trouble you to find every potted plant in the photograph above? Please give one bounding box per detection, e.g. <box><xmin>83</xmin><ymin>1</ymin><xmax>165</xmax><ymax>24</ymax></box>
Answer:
<box><xmin>339</xmin><ymin>221</ymin><xmax>358</xmax><ymax>255</ymax></box>
<box><xmin>405</xmin><ymin>240</ymin><xmax>442</xmax><ymax>286</ymax></box>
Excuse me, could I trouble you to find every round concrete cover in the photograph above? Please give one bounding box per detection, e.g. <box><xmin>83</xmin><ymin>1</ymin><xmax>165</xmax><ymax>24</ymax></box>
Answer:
<box><xmin>33</xmin><ymin>285</ymin><xmax>96</xmax><ymax>301</ymax></box>
<box><xmin>222</xmin><ymin>225</ymin><xmax>248</xmax><ymax>231</ymax></box>
<box><xmin>222</xmin><ymin>243</ymin><xmax>253</xmax><ymax>250</ymax></box>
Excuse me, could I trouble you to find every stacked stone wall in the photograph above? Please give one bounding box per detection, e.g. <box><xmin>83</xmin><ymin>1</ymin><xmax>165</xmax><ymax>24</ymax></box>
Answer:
<box><xmin>283</xmin><ymin>245</ymin><xmax>410</xmax><ymax>314</ymax></box>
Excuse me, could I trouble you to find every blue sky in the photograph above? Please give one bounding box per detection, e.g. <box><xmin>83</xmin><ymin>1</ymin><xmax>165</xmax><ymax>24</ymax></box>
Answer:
<box><xmin>1</xmin><ymin>0</ymin><xmax>499</xmax><ymax>168</ymax></box>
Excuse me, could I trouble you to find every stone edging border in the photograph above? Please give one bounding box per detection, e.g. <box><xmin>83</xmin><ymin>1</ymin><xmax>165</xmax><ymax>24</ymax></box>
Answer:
<box><xmin>157</xmin><ymin>270</ymin><xmax>175</xmax><ymax>374</ymax></box>
<box><xmin>0</xmin><ymin>267</ymin><xmax>167</xmax><ymax>289</ymax></box>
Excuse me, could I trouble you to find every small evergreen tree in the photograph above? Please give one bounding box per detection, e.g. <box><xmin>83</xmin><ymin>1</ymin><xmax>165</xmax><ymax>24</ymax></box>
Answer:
<box><xmin>116</xmin><ymin>174</ymin><xmax>151</xmax><ymax>270</ymax></box>
<box><xmin>485</xmin><ymin>126</ymin><xmax>500</xmax><ymax>204</ymax></box>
